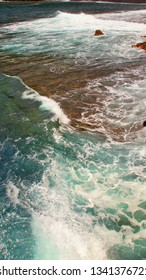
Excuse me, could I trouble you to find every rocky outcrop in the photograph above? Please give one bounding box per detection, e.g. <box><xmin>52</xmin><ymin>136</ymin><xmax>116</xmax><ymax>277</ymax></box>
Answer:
<box><xmin>132</xmin><ymin>41</ymin><xmax>146</xmax><ymax>51</ymax></box>
<box><xmin>94</xmin><ymin>30</ymin><xmax>104</xmax><ymax>36</ymax></box>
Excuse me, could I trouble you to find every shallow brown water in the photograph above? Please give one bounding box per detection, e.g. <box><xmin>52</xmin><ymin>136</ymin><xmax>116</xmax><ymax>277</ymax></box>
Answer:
<box><xmin>1</xmin><ymin>53</ymin><xmax>144</xmax><ymax>141</ymax></box>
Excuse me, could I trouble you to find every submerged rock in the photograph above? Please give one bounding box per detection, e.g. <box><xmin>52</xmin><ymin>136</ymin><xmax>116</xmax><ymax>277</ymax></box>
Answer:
<box><xmin>94</xmin><ymin>29</ymin><xmax>104</xmax><ymax>36</ymax></box>
<box><xmin>132</xmin><ymin>41</ymin><xmax>146</xmax><ymax>51</ymax></box>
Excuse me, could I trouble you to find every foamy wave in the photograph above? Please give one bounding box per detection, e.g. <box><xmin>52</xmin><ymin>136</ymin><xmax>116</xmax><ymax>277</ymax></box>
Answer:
<box><xmin>3</xmin><ymin>74</ymin><xmax>70</xmax><ymax>126</ymax></box>
<box><xmin>3</xmin><ymin>9</ymin><xmax>146</xmax><ymax>36</ymax></box>
<box><xmin>2</xmin><ymin>11</ymin><xmax>97</xmax><ymax>32</ymax></box>
<box><xmin>22</xmin><ymin>89</ymin><xmax>70</xmax><ymax>125</ymax></box>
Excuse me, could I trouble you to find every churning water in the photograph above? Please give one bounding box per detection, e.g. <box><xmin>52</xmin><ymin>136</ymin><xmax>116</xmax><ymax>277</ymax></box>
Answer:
<box><xmin>0</xmin><ymin>1</ymin><xmax>146</xmax><ymax>259</ymax></box>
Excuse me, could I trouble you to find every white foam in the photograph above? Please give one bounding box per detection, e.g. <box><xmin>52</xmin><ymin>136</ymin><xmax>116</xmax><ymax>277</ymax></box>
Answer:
<box><xmin>136</xmin><ymin>127</ymin><xmax>146</xmax><ymax>142</ymax></box>
<box><xmin>39</xmin><ymin>96</ymin><xmax>70</xmax><ymax>125</ymax></box>
<box><xmin>20</xmin><ymin>161</ymin><xmax>108</xmax><ymax>259</ymax></box>
<box><xmin>2</xmin><ymin>12</ymin><xmax>97</xmax><ymax>33</ymax></box>
<box><xmin>32</xmin><ymin>212</ymin><xmax>107</xmax><ymax>260</ymax></box>
<box><xmin>22</xmin><ymin>89</ymin><xmax>70</xmax><ymax>126</ymax></box>
<box><xmin>2</xmin><ymin>9</ymin><xmax>146</xmax><ymax>62</ymax></box>
<box><xmin>140</xmin><ymin>127</ymin><xmax>146</xmax><ymax>136</ymax></box>
<box><xmin>3</xmin><ymin>10</ymin><xmax>146</xmax><ymax>34</ymax></box>
<box><xmin>82</xmin><ymin>71</ymin><xmax>146</xmax><ymax>141</ymax></box>
<box><xmin>5</xmin><ymin>131</ymin><xmax>146</xmax><ymax>259</ymax></box>
<box><xmin>100</xmin><ymin>19</ymin><xmax>146</xmax><ymax>32</ymax></box>
<box><xmin>6</xmin><ymin>182</ymin><xmax>20</xmax><ymax>205</ymax></box>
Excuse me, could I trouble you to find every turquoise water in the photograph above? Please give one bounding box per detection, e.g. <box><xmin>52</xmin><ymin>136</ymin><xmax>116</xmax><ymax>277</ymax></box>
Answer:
<box><xmin>0</xmin><ymin>1</ymin><xmax>146</xmax><ymax>260</ymax></box>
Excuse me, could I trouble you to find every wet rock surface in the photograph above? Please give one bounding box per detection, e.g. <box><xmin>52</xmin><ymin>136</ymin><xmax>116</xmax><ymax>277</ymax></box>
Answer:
<box><xmin>94</xmin><ymin>29</ymin><xmax>104</xmax><ymax>36</ymax></box>
<box><xmin>132</xmin><ymin>41</ymin><xmax>146</xmax><ymax>51</ymax></box>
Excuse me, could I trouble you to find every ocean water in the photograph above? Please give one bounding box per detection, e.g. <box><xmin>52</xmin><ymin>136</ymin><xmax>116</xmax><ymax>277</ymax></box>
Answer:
<box><xmin>0</xmin><ymin>1</ymin><xmax>146</xmax><ymax>260</ymax></box>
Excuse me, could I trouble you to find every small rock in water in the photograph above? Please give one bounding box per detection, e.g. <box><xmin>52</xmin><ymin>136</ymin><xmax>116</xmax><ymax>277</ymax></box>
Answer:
<box><xmin>132</xmin><ymin>41</ymin><xmax>146</xmax><ymax>51</ymax></box>
<box><xmin>94</xmin><ymin>29</ymin><xmax>104</xmax><ymax>36</ymax></box>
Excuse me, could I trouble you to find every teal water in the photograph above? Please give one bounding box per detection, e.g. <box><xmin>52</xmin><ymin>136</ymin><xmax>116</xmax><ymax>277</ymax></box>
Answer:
<box><xmin>0</xmin><ymin>2</ymin><xmax>146</xmax><ymax>260</ymax></box>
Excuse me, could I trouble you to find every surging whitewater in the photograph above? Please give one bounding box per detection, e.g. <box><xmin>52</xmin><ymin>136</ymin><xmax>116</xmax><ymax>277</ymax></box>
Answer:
<box><xmin>0</xmin><ymin>1</ymin><xmax>146</xmax><ymax>260</ymax></box>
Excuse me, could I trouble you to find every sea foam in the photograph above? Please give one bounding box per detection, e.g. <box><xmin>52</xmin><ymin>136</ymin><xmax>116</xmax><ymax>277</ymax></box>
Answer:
<box><xmin>6</xmin><ymin>182</ymin><xmax>20</xmax><ymax>205</ymax></box>
<box><xmin>22</xmin><ymin>89</ymin><xmax>70</xmax><ymax>125</ymax></box>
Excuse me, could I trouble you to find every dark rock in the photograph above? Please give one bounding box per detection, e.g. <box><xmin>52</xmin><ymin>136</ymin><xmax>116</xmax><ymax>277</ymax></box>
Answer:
<box><xmin>94</xmin><ymin>29</ymin><xmax>104</xmax><ymax>36</ymax></box>
<box><xmin>132</xmin><ymin>41</ymin><xmax>146</xmax><ymax>51</ymax></box>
